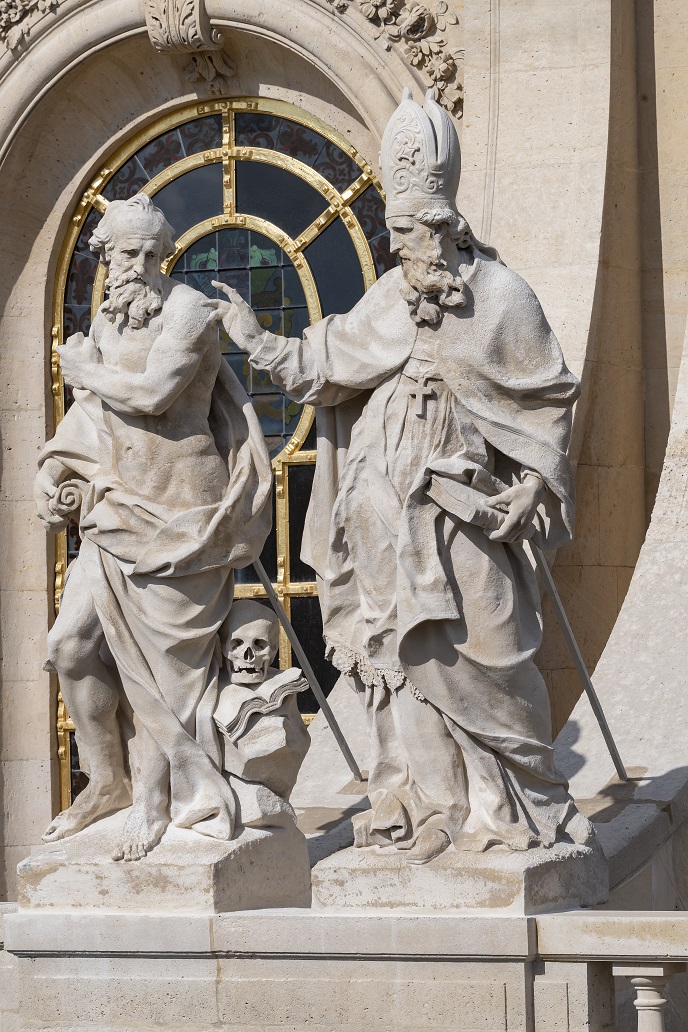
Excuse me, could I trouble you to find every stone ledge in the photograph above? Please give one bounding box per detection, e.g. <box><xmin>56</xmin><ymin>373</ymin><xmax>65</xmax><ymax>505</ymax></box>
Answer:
<box><xmin>5</xmin><ymin>909</ymin><xmax>536</xmax><ymax>959</ymax></box>
<box><xmin>311</xmin><ymin>841</ymin><xmax>608</xmax><ymax>915</ymax></box>
<box><xmin>536</xmin><ymin>911</ymin><xmax>688</xmax><ymax>961</ymax></box>
<box><xmin>16</xmin><ymin>811</ymin><xmax>311</xmax><ymax>914</ymax></box>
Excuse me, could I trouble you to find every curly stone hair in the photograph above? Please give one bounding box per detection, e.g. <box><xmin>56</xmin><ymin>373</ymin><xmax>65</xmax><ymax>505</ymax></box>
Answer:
<box><xmin>89</xmin><ymin>193</ymin><xmax>176</xmax><ymax>263</ymax></box>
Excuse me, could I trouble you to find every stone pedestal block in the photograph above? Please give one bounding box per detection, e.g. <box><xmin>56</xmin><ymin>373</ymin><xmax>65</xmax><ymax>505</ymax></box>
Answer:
<box><xmin>17</xmin><ymin>811</ymin><xmax>311</xmax><ymax>913</ymax></box>
<box><xmin>311</xmin><ymin>841</ymin><xmax>608</xmax><ymax>914</ymax></box>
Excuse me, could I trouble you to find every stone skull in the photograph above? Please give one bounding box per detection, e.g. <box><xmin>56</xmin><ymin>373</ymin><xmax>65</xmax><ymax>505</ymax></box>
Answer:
<box><xmin>222</xmin><ymin>599</ymin><xmax>279</xmax><ymax>686</ymax></box>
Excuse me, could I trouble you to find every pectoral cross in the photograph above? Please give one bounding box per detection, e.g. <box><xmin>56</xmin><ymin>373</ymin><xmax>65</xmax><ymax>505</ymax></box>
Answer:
<box><xmin>409</xmin><ymin>376</ymin><xmax>437</xmax><ymax>418</ymax></box>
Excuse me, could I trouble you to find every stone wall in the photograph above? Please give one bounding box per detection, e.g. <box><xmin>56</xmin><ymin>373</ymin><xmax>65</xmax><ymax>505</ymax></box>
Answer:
<box><xmin>0</xmin><ymin>0</ymin><xmax>679</xmax><ymax>889</ymax></box>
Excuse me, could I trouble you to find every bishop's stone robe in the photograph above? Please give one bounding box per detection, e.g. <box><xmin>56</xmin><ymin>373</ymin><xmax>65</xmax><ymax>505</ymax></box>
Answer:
<box><xmin>247</xmin><ymin>248</ymin><xmax>586</xmax><ymax>851</ymax></box>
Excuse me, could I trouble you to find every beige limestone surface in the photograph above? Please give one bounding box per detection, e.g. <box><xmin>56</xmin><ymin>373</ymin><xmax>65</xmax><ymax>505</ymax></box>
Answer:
<box><xmin>312</xmin><ymin>840</ymin><xmax>608</xmax><ymax>914</ymax></box>
<box><xmin>0</xmin><ymin>0</ymin><xmax>682</xmax><ymax>904</ymax></box>
<box><xmin>16</xmin><ymin>810</ymin><xmax>311</xmax><ymax>913</ymax></box>
<box><xmin>555</xmin><ymin>316</ymin><xmax>688</xmax><ymax>897</ymax></box>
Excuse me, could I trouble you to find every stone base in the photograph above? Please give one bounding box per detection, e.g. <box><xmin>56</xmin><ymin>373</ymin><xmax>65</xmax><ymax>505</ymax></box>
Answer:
<box><xmin>17</xmin><ymin>810</ymin><xmax>311</xmax><ymax>913</ymax></box>
<box><xmin>311</xmin><ymin>840</ymin><xmax>609</xmax><ymax>914</ymax></box>
<box><xmin>2</xmin><ymin>908</ymin><xmax>621</xmax><ymax>1032</ymax></box>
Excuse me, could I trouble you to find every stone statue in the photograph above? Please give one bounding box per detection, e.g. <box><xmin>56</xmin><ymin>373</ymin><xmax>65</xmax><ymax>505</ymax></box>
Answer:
<box><xmin>206</xmin><ymin>88</ymin><xmax>596</xmax><ymax>865</ymax></box>
<box><xmin>215</xmin><ymin>599</ymin><xmax>310</xmax><ymax>826</ymax></box>
<box><xmin>35</xmin><ymin>194</ymin><xmax>273</xmax><ymax>861</ymax></box>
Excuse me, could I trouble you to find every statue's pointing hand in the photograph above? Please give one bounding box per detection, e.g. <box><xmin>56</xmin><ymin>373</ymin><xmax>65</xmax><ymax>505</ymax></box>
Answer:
<box><xmin>203</xmin><ymin>281</ymin><xmax>262</xmax><ymax>352</ymax></box>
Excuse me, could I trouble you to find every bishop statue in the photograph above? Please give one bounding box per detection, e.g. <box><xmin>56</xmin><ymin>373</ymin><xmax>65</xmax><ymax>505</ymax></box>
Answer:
<box><xmin>208</xmin><ymin>88</ymin><xmax>594</xmax><ymax>865</ymax></box>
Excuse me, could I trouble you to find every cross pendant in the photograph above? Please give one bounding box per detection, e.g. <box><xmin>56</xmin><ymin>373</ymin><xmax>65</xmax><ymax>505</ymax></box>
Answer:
<box><xmin>409</xmin><ymin>376</ymin><xmax>436</xmax><ymax>418</ymax></box>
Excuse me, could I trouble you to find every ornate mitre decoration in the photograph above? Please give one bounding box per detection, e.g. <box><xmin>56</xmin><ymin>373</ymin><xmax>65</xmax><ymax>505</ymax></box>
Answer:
<box><xmin>380</xmin><ymin>87</ymin><xmax>461</xmax><ymax>220</ymax></box>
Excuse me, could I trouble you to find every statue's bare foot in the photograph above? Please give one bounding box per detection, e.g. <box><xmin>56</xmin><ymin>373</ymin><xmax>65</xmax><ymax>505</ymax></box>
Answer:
<box><xmin>112</xmin><ymin>805</ymin><xmax>168</xmax><ymax>862</ymax></box>
<box><xmin>42</xmin><ymin>781</ymin><xmax>131</xmax><ymax>843</ymax></box>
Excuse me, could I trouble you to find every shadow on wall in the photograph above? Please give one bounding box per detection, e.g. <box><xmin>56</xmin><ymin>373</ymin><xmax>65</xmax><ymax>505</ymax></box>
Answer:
<box><xmin>0</xmin><ymin>422</ymin><xmax>4</xmax><ymax>898</ymax></box>
<box><xmin>637</xmin><ymin>0</ymin><xmax>670</xmax><ymax>516</ymax></box>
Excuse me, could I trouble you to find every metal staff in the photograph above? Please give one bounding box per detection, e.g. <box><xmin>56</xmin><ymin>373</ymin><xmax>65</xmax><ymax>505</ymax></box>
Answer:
<box><xmin>252</xmin><ymin>558</ymin><xmax>363</xmax><ymax>782</ymax></box>
<box><xmin>529</xmin><ymin>543</ymin><xmax>628</xmax><ymax>783</ymax></box>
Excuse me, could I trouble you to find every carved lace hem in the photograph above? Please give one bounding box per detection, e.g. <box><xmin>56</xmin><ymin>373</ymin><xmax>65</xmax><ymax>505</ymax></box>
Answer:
<box><xmin>325</xmin><ymin>641</ymin><xmax>425</xmax><ymax>701</ymax></box>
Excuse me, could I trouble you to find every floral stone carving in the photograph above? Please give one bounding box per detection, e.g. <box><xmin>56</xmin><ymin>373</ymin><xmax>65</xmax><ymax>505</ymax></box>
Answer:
<box><xmin>0</xmin><ymin>0</ymin><xmax>58</xmax><ymax>50</ymax></box>
<box><xmin>143</xmin><ymin>0</ymin><xmax>235</xmax><ymax>95</ymax></box>
<box><xmin>328</xmin><ymin>0</ymin><xmax>463</xmax><ymax>115</ymax></box>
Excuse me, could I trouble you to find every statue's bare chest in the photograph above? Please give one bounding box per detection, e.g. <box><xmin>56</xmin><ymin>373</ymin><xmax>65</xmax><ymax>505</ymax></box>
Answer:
<box><xmin>96</xmin><ymin>315</ymin><xmax>162</xmax><ymax>373</ymax></box>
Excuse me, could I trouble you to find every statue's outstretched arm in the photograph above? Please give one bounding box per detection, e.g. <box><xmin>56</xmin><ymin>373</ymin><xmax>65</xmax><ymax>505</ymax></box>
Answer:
<box><xmin>204</xmin><ymin>282</ymin><xmax>364</xmax><ymax>407</ymax></box>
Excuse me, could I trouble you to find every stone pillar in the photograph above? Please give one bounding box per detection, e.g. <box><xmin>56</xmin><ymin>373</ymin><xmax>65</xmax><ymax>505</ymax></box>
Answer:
<box><xmin>613</xmin><ymin>964</ymin><xmax>687</xmax><ymax>1032</ymax></box>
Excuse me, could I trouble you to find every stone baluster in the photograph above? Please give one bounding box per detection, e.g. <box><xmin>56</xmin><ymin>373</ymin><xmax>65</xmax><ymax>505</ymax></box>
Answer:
<box><xmin>613</xmin><ymin>964</ymin><xmax>687</xmax><ymax>1032</ymax></box>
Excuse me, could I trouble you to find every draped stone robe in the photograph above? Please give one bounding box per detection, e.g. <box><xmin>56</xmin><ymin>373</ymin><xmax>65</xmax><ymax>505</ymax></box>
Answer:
<box><xmin>40</xmin><ymin>359</ymin><xmax>272</xmax><ymax>835</ymax></box>
<box><xmin>248</xmin><ymin>248</ymin><xmax>585</xmax><ymax>851</ymax></box>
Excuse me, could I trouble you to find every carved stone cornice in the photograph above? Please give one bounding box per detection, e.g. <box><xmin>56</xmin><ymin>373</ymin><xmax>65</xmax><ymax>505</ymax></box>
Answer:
<box><xmin>327</xmin><ymin>0</ymin><xmax>463</xmax><ymax>115</ymax></box>
<box><xmin>143</xmin><ymin>0</ymin><xmax>235</xmax><ymax>95</ymax></box>
<box><xmin>0</xmin><ymin>0</ymin><xmax>58</xmax><ymax>50</ymax></box>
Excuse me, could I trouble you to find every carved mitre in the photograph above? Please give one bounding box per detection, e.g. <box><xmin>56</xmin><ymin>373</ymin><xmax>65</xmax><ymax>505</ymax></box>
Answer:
<box><xmin>380</xmin><ymin>87</ymin><xmax>461</xmax><ymax>221</ymax></box>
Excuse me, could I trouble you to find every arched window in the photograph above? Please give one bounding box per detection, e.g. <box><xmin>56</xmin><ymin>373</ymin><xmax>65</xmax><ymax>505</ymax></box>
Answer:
<box><xmin>52</xmin><ymin>98</ymin><xmax>393</xmax><ymax>807</ymax></box>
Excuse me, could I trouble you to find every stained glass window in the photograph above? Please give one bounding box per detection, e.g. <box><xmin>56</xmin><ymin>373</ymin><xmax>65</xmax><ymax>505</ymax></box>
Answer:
<box><xmin>53</xmin><ymin>99</ymin><xmax>394</xmax><ymax>807</ymax></box>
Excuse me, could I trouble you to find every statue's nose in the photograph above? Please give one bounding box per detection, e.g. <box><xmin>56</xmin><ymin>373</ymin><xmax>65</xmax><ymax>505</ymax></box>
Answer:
<box><xmin>244</xmin><ymin>646</ymin><xmax>255</xmax><ymax>661</ymax></box>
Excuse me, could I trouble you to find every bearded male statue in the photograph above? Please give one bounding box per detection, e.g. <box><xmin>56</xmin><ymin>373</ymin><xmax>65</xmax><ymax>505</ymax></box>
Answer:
<box><xmin>208</xmin><ymin>88</ymin><xmax>595</xmax><ymax>866</ymax></box>
<box><xmin>35</xmin><ymin>194</ymin><xmax>272</xmax><ymax>861</ymax></box>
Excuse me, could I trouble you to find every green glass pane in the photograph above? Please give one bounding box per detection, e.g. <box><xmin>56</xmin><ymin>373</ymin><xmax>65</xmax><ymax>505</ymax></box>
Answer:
<box><xmin>251</xmin><ymin>267</ymin><xmax>282</xmax><ymax>309</ymax></box>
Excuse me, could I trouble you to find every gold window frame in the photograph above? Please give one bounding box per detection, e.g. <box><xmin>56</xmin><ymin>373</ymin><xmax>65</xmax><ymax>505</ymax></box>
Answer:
<box><xmin>51</xmin><ymin>97</ymin><xmax>385</xmax><ymax>811</ymax></box>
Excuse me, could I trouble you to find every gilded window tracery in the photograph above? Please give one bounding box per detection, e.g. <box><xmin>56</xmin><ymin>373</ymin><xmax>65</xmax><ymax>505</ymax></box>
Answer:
<box><xmin>52</xmin><ymin>97</ymin><xmax>392</xmax><ymax>808</ymax></box>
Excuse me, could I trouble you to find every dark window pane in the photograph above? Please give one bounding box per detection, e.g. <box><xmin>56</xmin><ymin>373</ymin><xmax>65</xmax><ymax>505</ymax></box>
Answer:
<box><xmin>302</xmin><ymin>419</ymin><xmax>317</xmax><ymax>451</ymax></box>
<box><xmin>288</xmin><ymin>464</ymin><xmax>317</xmax><ymax>584</ymax></box>
<box><xmin>350</xmin><ymin>185</ymin><xmax>396</xmax><ymax>278</ymax></box>
<box><xmin>185</xmin><ymin>233</ymin><xmax>218</xmax><ymax>272</ymax></box>
<box><xmin>152</xmin><ymin>163</ymin><xmax>223</xmax><ymax>238</ymax></box>
<box><xmin>289</xmin><ymin>595</ymin><xmax>338</xmax><ymax>711</ymax></box>
<box><xmin>350</xmin><ymin>185</ymin><xmax>386</xmax><ymax>241</ymax></box>
<box><xmin>282</xmin><ymin>307</ymin><xmax>309</xmax><ymax>338</ymax></box>
<box><xmin>236</xmin><ymin>161</ymin><xmax>325</xmax><ymax>240</ymax></box>
<box><xmin>255</xmin><ymin>309</ymin><xmax>285</xmax><ymax>336</ymax></box>
<box><xmin>67</xmin><ymin>520</ymin><xmax>81</xmax><ymax>562</ymax></box>
<box><xmin>235</xmin><ymin>112</ymin><xmax>281</xmax><ymax>149</ymax></box>
<box><xmin>102</xmin><ymin>156</ymin><xmax>149</xmax><ymax>201</ymax></box>
<box><xmin>276</xmin><ymin>120</ymin><xmax>325</xmax><ymax>164</ymax></box>
<box><xmin>69</xmin><ymin>732</ymin><xmax>89</xmax><ymax>801</ymax></box>
<box><xmin>64</xmin><ymin>305</ymin><xmax>91</xmax><ymax>338</ymax></box>
<box><xmin>249</xmin><ymin>231</ymin><xmax>284</xmax><ymax>267</ymax></box>
<box><xmin>225</xmin><ymin>353</ymin><xmax>251</xmax><ymax>397</ymax></box>
<box><xmin>253</xmin><ymin>392</ymin><xmax>285</xmax><ymax>446</ymax></box>
<box><xmin>179</xmin><ymin>114</ymin><xmax>222</xmax><ymax>155</ymax></box>
<box><xmin>284</xmin><ymin>397</ymin><xmax>303</xmax><ymax>441</ymax></box>
<box><xmin>251</xmin><ymin>266</ymin><xmax>282</xmax><ymax>309</ymax></box>
<box><xmin>250</xmin><ymin>365</ymin><xmax>277</xmax><ymax>396</ymax></box>
<box><xmin>313</xmin><ymin>140</ymin><xmax>360</xmax><ymax>191</ymax></box>
<box><xmin>65</xmin><ymin>252</ymin><xmax>98</xmax><ymax>307</ymax></box>
<box><xmin>304</xmin><ymin>217</ymin><xmax>365</xmax><ymax>316</ymax></box>
<box><xmin>283</xmin><ymin>266</ymin><xmax>306</xmax><ymax>307</ymax></box>
<box><xmin>218</xmin><ymin>228</ymin><xmax>250</xmax><ymax>269</ymax></box>
<box><xmin>369</xmin><ymin>232</ymin><xmax>397</xmax><ymax>277</ymax></box>
<box><xmin>137</xmin><ymin>129</ymin><xmax>184</xmax><ymax>177</ymax></box>
<box><xmin>216</xmin><ymin>268</ymin><xmax>250</xmax><ymax>307</ymax></box>
<box><xmin>74</xmin><ymin>207</ymin><xmax>101</xmax><ymax>257</ymax></box>
<box><xmin>184</xmin><ymin>270</ymin><xmax>216</xmax><ymax>298</ymax></box>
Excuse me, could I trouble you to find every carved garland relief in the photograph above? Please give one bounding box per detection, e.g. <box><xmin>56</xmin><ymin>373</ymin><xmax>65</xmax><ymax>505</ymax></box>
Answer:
<box><xmin>0</xmin><ymin>0</ymin><xmax>58</xmax><ymax>49</ymax></box>
<box><xmin>144</xmin><ymin>0</ymin><xmax>236</xmax><ymax>95</ymax></box>
<box><xmin>328</xmin><ymin>0</ymin><xmax>464</xmax><ymax>115</ymax></box>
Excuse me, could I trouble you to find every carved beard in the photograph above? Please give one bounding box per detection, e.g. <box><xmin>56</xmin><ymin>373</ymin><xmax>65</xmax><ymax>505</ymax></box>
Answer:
<box><xmin>397</xmin><ymin>217</ymin><xmax>472</xmax><ymax>326</ymax></box>
<box><xmin>101</xmin><ymin>268</ymin><xmax>163</xmax><ymax>330</ymax></box>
